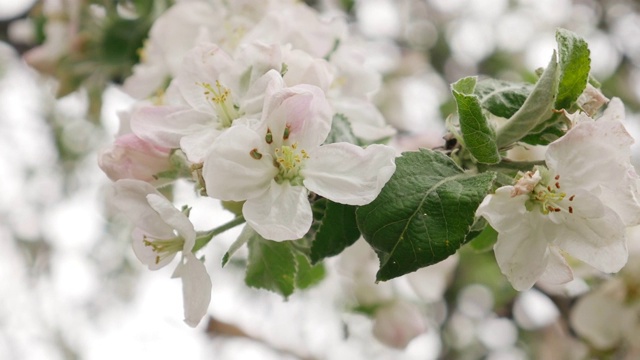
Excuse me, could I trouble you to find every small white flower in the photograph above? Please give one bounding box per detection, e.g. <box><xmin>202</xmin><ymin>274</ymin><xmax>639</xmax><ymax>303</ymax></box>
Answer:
<box><xmin>202</xmin><ymin>85</ymin><xmax>397</xmax><ymax>241</ymax></box>
<box><xmin>111</xmin><ymin>179</ymin><xmax>212</xmax><ymax>327</ymax></box>
<box><xmin>477</xmin><ymin>98</ymin><xmax>640</xmax><ymax>290</ymax></box>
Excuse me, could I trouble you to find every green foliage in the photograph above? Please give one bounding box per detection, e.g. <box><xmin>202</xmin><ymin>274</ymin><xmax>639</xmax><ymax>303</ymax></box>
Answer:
<box><xmin>356</xmin><ymin>149</ymin><xmax>496</xmax><ymax>281</ymax></box>
<box><xmin>475</xmin><ymin>79</ymin><xmax>533</xmax><ymax>119</ymax></box>
<box><xmin>555</xmin><ymin>28</ymin><xmax>591</xmax><ymax>110</ymax></box>
<box><xmin>101</xmin><ymin>18</ymin><xmax>151</xmax><ymax>65</ymax></box>
<box><xmin>245</xmin><ymin>231</ymin><xmax>297</xmax><ymax>298</ymax></box>
<box><xmin>495</xmin><ymin>52</ymin><xmax>560</xmax><ymax>148</ymax></box>
<box><xmin>451</xmin><ymin>77</ymin><xmax>500</xmax><ymax>164</ymax></box>
<box><xmin>309</xmin><ymin>198</ymin><xmax>361</xmax><ymax>264</ymax></box>
<box><xmin>295</xmin><ymin>255</ymin><xmax>326</xmax><ymax>289</ymax></box>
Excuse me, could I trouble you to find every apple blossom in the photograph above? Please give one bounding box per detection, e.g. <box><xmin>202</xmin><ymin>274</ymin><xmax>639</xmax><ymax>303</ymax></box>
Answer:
<box><xmin>202</xmin><ymin>84</ymin><xmax>397</xmax><ymax>241</ymax></box>
<box><xmin>110</xmin><ymin>179</ymin><xmax>212</xmax><ymax>327</ymax></box>
<box><xmin>476</xmin><ymin>99</ymin><xmax>640</xmax><ymax>290</ymax></box>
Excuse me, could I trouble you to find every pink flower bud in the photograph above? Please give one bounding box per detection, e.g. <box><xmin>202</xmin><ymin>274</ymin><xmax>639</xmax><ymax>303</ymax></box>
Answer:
<box><xmin>99</xmin><ymin>133</ymin><xmax>172</xmax><ymax>182</ymax></box>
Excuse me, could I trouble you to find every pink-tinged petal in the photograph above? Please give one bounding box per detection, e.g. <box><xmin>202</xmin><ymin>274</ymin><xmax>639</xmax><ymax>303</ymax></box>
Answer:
<box><xmin>554</xmin><ymin>204</ymin><xmax>628</xmax><ymax>273</ymax></box>
<box><xmin>243</xmin><ymin>181</ymin><xmax>312</xmax><ymax>241</ymax></box>
<box><xmin>110</xmin><ymin>180</ymin><xmax>174</xmax><ymax>237</ymax></box>
<box><xmin>146</xmin><ymin>194</ymin><xmax>196</xmax><ymax>251</ymax></box>
<box><xmin>180</xmin><ymin>128</ymin><xmax>222</xmax><ymax>163</ymax></box>
<box><xmin>476</xmin><ymin>188</ymin><xmax>530</xmax><ymax>234</ymax></box>
<box><xmin>492</xmin><ymin>212</ymin><xmax>550</xmax><ymax>291</ymax></box>
<box><xmin>131</xmin><ymin>228</ymin><xmax>176</xmax><ymax>270</ymax></box>
<box><xmin>263</xmin><ymin>85</ymin><xmax>332</xmax><ymax>149</ymax></box>
<box><xmin>302</xmin><ymin>143</ymin><xmax>397</xmax><ymax>205</ymax></box>
<box><xmin>130</xmin><ymin>105</ymin><xmax>211</xmax><ymax>149</ymax></box>
<box><xmin>176</xmin><ymin>43</ymin><xmax>238</xmax><ymax>113</ymax></box>
<box><xmin>172</xmin><ymin>253</ymin><xmax>212</xmax><ymax>328</ymax></box>
<box><xmin>203</xmin><ymin>125</ymin><xmax>277</xmax><ymax>201</ymax></box>
<box><xmin>538</xmin><ymin>247</ymin><xmax>573</xmax><ymax>285</ymax></box>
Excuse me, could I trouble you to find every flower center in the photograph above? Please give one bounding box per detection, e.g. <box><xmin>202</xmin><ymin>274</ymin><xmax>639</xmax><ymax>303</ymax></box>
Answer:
<box><xmin>143</xmin><ymin>235</ymin><xmax>185</xmax><ymax>265</ymax></box>
<box><xmin>274</xmin><ymin>143</ymin><xmax>308</xmax><ymax>185</ymax></box>
<box><xmin>198</xmin><ymin>80</ymin><xmax>241</xmax><ymax>128</ymax></box>
<box><xmin>529</xmin><ymin>174</ymin><xmax>576</xmax><ymax>215</ymax></box>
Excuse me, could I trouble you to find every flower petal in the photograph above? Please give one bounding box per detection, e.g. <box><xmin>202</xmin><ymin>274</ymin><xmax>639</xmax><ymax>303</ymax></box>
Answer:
<box><xmin>176</xmin><ymin>43</ymin><xmax>239</xmax><ymax>114</ymax></box>
<box><xmin>146</xmin><ymin>194</ymin><xmax>196</xmax><ymax>251</ymax></box>
<box><xmin>538</xmin><ymin>247</ymin><xmax>573</xmax><ymax>285</ymax></box>
<box><xmin>131</xmin><ymin>227</ymin><xmax>176</xmax><ymax>270</ymax></box>
<box><xmin>554</xmin><ymin>204</ymin><xmax>628</xmax><ymax>273</ymax></box>
<box><xmin>489</xmin><ymin>207</ymin><xmax>551</xmax><ymax>291</ymax></box>
<box><xmin>110</xmin><ymin>180</ymin><xmax>174</xmax><ymax>237</ymax></box>
<box><xmin>172</xmin><ymin>253</ymin><xmax>212</xmax><ymax>328</ymax></box>
<box><xmin>203</xmin><ymin>125</ymin><xmax>277</xmax><ymax>201</ymax></box>
<box><xmin>262</xmin><ymin>85</ymin><xmax>332</xmax><ymax>149</ymax></box>
<box><xmin>180</xmin><ymin>127</ymin><xmax>222</xmax><ymax>163</ymax></box>
<box><xmin>476</xmin><ymin>187</ymin><xmax>528</xmax><ymax>234</ymax></box>
<box><xmin>130</xmin><ymin>106</ymin><xmax>211</xmax><ymax>149</ymax></box>
<box><xmin>243</xmin><ymin>181</ymin><xmax>312</xmax><ymax>241</ymax></box>
<box><xmin>302</xmin><ymin>143</ymin><xmax>396</xmax><ymax>205</ymax></box>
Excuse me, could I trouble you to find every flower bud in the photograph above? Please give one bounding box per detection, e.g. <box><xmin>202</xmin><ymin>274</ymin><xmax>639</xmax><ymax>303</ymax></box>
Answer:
<box><xmin>99</xmin><ymin>133</ymin><xmax>171</xmax><ymax>182</ymax></box>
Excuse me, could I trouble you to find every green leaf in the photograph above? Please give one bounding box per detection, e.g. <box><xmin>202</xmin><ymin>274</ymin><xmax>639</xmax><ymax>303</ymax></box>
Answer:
<box><xmin>519</xmin><ymin>122</ymin><xmax>566</xmax><ymax>146</ymax></box>
<box><xmin>295</xmin><ymin>254</ymin><xmax>326</xmax><ymax>289</ymax></box>
<box><xmin>451</xmin><ymin>77</ymin><xmax>500</xmax><ymax>164</ymax></box>
<box><xmin>356</xmin><ymin>149</ymin><xmax>496</xmax><ymax>281</ymax></box>
<box><xmin>245</xmin><ymin>232</ymin><xmax>296</xmax><ymax>298</ymax></box>
<box><xmin>309</xmin><ymin>198</ymin><xmax>361</xmax><ymax>264</ymax></box>
<box><xmin>324</xmin><ymin>114</ymin><xmax>359</xmax><ymax>145</ymax></box>
<box><xmin>555</xmin><ymin>28</ymin><xmax>591</xmax><ymax>110</ymax></box>
<box><xmin>222</xmin><ymin>225</ymin><xmax>252</xmax><ymax>267</ymax></box>
<box><xmin>475</xmin><ymin>79</ymin><xmax>533</xmax><ymax>119</ymax></box>
<box><xmin>495</xmin><ymin>52</ymin><xmax>560</xmax><ymax>148</ymax></box>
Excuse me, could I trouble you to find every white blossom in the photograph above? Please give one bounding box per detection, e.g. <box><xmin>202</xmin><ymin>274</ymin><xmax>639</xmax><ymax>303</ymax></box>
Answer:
<box><xmin>110</xmin><ymin>179</ymin><xmax>212</xmax><ymax>327</ymax></box>
<box><xmin>476</xmin><ymin>98</ymin><xmax>640</xmax><ymax>290</ymax></box>
<box><xmin>202</xmin><ymin>85</ymin><xmax>396</xmax><ymax>241</ymax></box>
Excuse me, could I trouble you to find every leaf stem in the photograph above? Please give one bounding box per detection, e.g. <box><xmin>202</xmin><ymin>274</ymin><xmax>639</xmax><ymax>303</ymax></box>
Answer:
<box><xmin>192</xmin><ymin>215</ymin><xmax>245</xmax><ymax>253</ymax></box>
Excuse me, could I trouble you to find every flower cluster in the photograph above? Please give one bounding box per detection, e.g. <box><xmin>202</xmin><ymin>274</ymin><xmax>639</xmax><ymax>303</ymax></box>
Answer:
<box><xmin>99</xmin><ymin>0</ymin><xmax>397</xmax><ymax>327</ymax></box>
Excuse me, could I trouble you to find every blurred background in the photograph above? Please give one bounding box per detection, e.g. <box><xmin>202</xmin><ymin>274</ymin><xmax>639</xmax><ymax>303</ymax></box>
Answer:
<box><xmin>1</xmin><ymin>0</ymin><xmax>639</xmax><ymax>359</ymax></box>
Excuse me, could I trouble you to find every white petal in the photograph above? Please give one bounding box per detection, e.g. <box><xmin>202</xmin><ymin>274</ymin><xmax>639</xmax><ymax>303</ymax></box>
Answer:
<box><xmin>110</xmin><ymin>180</ymin><xmax>174</xmax><ymax>237</ymax></box>
<box><xmin>202</xmin><ymin>125</ymin><xmax>277</xmax><ymax>201</ymax></box>
<box><xmin>476</xmin><ymin>187</ymin><xmax>528</xmax><ymax>234</ymax></box>
<box><xmin>180</xmin><ymin>127</ymin><xmax>222</xmax><ymax>163</ymax></box>
<box><xmin>241</xmin><ymin>69</ymin><xmax>284</xmax><ymax>117</ymax></box>
<box><xmin>243</xmin><ymin>181</ymin><xmax>312</xmax><ymax>241</ymax></box>
<box><xmin>173</xmin><ymin>253</ymin><xmax>212</xmax><ymax>328</ymax></box>
<box><xmin>331</xmin><ymin>97</ymin><xmax>397</xmax><ymax>142</ymax></box>
<box><xmin>538</xmin><ymin>247</ymin><xmax>573</xmax><ymax>285</ymax></box>
<box><xmin>176</xmin><ymin>43</ymin><xmax>238</xmax><ymax>114</ymax></box>
<box><xmin>546</xmin><ymin>118</ymin><xmax>634</xmax><ymax>194</ymax></box>
<box><xmin>131</xmin><ymin>227</ymin><xmax>176</xmax><ymax>270</ymax></box>
<box><xmin>146</xmin><ymin>194</ymin><xmax>196</xmax><ymax>251</ymax></box>
<box><xmin>302</xmin><ymin>143</ymin><xmax>396</xmax><ymax>205</ymax></box>
<box><xmin>492</xmin><ymin>212</ymin><xmax>551</xmax><ymax>291</ymax></box>
<box><xmin>554</xmin><ymin>204</ymin><xmax>628</xmax><ymax>273</ymax></box>
<box><xmin>130</xmin><ymin>106</ymin><xmax>211</xmax><ymax>149</ymax></box>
